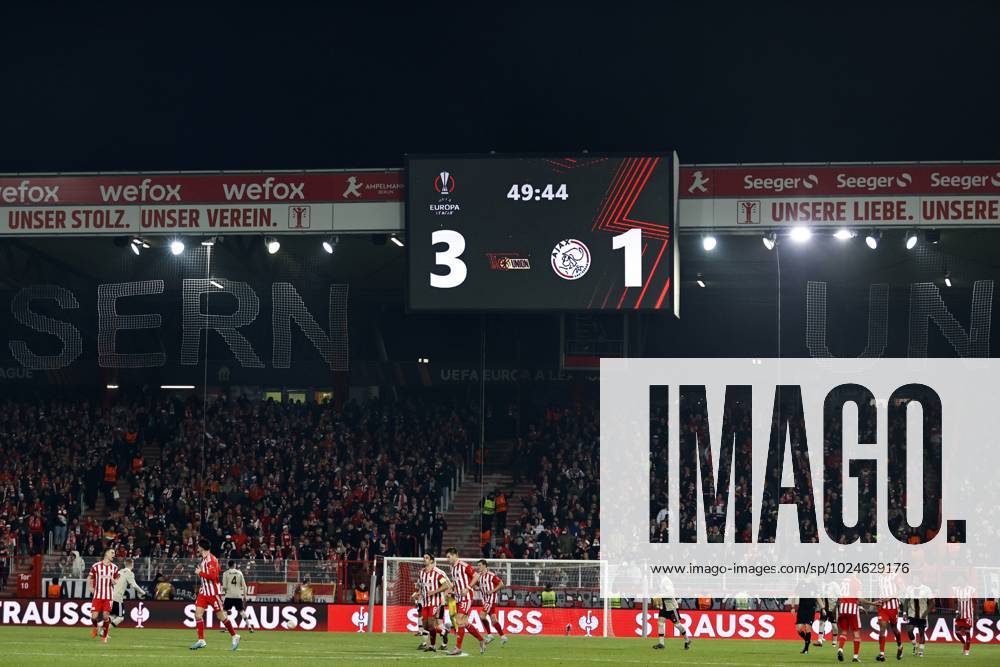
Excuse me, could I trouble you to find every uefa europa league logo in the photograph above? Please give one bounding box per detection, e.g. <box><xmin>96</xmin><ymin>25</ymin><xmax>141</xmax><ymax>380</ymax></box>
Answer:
<box><xmin>435</xmin><ymin>171</ymin><xmax>454</xmax><ymax>196</ymax></box>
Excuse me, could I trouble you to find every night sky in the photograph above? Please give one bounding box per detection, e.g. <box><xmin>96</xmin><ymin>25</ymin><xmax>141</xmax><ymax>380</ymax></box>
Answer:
<box><xmin>1</xmin><ymin>2</ymin><xmax>997</xmax><ymax>172</ymax></box>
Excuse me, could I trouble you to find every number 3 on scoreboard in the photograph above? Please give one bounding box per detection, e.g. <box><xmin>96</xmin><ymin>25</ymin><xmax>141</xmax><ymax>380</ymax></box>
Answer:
<box><xmin>612</xmin><ymin>228</ymin><xmax>642</xmax><ymax>287</ymax></box>
<box><xmin>430</xmin><ymin>229</ymin><xmax>467</xmax><ymax>288</ymax></box>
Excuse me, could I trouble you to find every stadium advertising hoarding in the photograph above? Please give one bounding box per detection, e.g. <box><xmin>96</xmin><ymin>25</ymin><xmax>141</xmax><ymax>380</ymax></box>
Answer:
<box><xmin>4</xmin><ymin>162</ymin><xmax>998</xmax><ymax>238</ymax></box>
<box><xmin>0</xmin><ymin>599</ymin><xmax>326</xmax><ymax>631</ymax></box>
<box><xmin>680</xmin><ymin>162</ymin><xmax>1000</xmax><ymax>228</ymax></box>
<box><xmin>0</xmin><ymin>171</ymin><xmax>403</xmax><ymax>235</ymax></box>
<box><xmin>5</xmin><ymin>600</ymin><xmax>1000</xmax><ymax>643</ymax></box>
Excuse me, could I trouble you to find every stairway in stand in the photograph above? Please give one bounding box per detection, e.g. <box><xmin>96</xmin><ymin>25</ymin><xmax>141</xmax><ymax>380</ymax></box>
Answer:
<box><xmin>440</xmin><ymin>439</ymin><xmax>535</xmax><ymax>558</ymax></box>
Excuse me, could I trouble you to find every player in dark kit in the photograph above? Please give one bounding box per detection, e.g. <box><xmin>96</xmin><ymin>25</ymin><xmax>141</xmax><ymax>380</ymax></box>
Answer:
<box><xmin>793</xmin><ymin>595</ymin><xmax>819</xmax><ymax>654</ymax></box>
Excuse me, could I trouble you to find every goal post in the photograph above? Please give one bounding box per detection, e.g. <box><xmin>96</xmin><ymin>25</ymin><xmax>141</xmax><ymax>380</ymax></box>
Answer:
<box><xmin>381</xmin><ymin>557</ymin><xmax>610</xmax><ymax>637</ymax></box>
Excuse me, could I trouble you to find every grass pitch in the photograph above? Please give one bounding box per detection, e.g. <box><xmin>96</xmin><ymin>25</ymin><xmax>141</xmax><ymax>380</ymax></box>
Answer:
<box><xmin>0</xmin><ymin>627</ymin><xmax>996</xmax><ymax>665</ymax></box>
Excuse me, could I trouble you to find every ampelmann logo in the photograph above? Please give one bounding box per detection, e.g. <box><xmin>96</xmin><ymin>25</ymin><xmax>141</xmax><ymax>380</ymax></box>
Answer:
<box><xmin>600</xmin><ymin>359</ymin><xmax>997</xmax><ymax>599</ymax></box>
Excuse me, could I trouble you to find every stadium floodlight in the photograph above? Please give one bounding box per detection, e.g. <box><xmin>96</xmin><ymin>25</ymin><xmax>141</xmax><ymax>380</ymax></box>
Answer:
<box><xmin>926</xmin><ymin>229</ymin><xmax>941</xmax><ymax>244</ymax></box>
<box><xmin>833</xmin><ymin>229</ymin><xmax>855</xmax><ymax>241</ymax></box>
<box><xmin>865</xmin><ymin>230</ymin><xmax>880</xmax><ymax>250</ymax></box>
<box><xmin>390</xmin><ymin>235</ymin><xmax>404</xmax><ymax>247</ymax></box>
<box><xmin>209</xmin><ymin>279</ymin><xmax>224</xmax><ymax>289</ymax></box>
<box><xmin>905</xmin><ymin>230</ymin><xmax>919</xmax><ymax>250</ymax></box>
<box><xmin>161</xmin><ymin>384</ymin><xmax>195</xmax><ymax>390</ymax></box>
<box><xmin>106</xmin><ymin>384</ymin><xmax>119</xmax><ymax>390</ymax></box>
<box><xmin>322</xmin><ymin>237</ymin><xmax>338</xmax><ymax>254</ymax></box>
<box><xmin>129</xmin><ymin>237</ymin><xmax>149</xmax><ymax>255</ymax></box>
<box><xmin>701</xmin><ymin>235</ymin><xmax>717</xmax><ymax>251</ymax></box>
<box><xmin>789</xmin><ymin>226</ymin><xmax>812</xmax><ymax>243</ymax></box>
<box><xmin>696</xmin><ymin>273</ymin><xmax>706</xmax><ymax>288</ymax></box>
<box><xmin>169</xmin><ymin>240</ymin><xmax>185</xmax><ymax>255</ymax></box>
<box><xmin>944</xmin><ymin>271</ymin><xmax>952</xmax><ymax>288</ymax></box>
<box><xmin>265</xmin><ymin>237</ymin><xmax>281</xmax><ymax>254</ymax></box>
<box><xmin>762</xmin><ymin>232</ymin><xmax>777</xmax><ymax>250</ymax></box>
<box><xmin>201</xmin><ymin>237</ymin><xmax>218</xmax><ymax>247</ymax></box>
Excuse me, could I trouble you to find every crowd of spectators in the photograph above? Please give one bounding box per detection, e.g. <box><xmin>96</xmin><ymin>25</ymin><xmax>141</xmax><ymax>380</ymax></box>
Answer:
<box><xmin>0</xmin><ymin>397</ymin><xmax>146</xmax><ymax>560</ymax></box>
<box><xmin>1</xmin><ymin>393</ymin><xmax>474</xmax><ymax>576</ymax></box>
<box><xmin>487</xmin><ymin>406</ymin><xmax>600</xmax><ymax>561</ymax></box>
<box><xmin>122</xmin><ymin>396</ymin><xmax>472</xmax><ymax>564</ymax></box>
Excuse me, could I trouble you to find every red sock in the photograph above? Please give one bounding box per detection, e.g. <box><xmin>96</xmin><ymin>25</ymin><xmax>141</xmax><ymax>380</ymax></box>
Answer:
<box><xmin>102</xmin><ymin>618</ymin><xmax>111</xmax><ymax>638</ymax></box>
<box><xmin>838</xmin><ymin>634</ymin><xmax>846</xmax><ymax>649</ymax></box>
<box><xmin>429</xmin><ymin>628</ymin><xmax>437</xmax><ymax>645</ymax></box>
<box><xmin>456</xmin><ymin>626</ymin><xmax>465</xmax><ymax>649</ymax></box>
<box><xmin>197</xmin><ymin>619</ymin><xmax>205</xmax><ymax>640</ymax></box>
<box><xmin>964</xmin><ymin>635</ymin><xmax>971</xmax><ymax>651</ymax></box>
<box><xmin>854</xmin><ymin>640</ymin><xmax>861</xmax><ymax>655</ymax></box>
<box><xmin>493</xmin><ymin>617</ymin><xmax>505</xmax><ymax>636</ymax></box>
<box><xmin>466</xmin><ymin>624</ymin><xmax>484</xmax><ymax>641</ymax></box>
<box><xmin>224</xmin><ymin>619</ymin><xmax>236</xmax><ymax>637</ymax></box>
<box><xmin>880</xmin><ymin>633</ymin><xmax>887</xmax><ymax>652</ymax></box>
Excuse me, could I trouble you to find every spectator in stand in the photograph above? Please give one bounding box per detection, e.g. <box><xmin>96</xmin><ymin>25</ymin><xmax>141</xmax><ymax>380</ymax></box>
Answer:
<box><xmin>431</xmin><ymin>516</ymin><xmax>446</xmax><ymax>555</ymax></box>
<box><xmin>494</xmin><ymin>491</ymin><xmax>507</xmax><ymax>534</ymax></box>
<box><xmin>153</xmin><ymin>572</ymin><xmax>175</xmax><ymax>600</ymax></box>
<box><xmin>70</xmin><ymin>550</ymin><xmax>85</xmax><ymax>579</ymax></box>
<box><xmin>0</xmin><ymin>530</ymin><xmax>9</xmax><ymax>588</ymax></box>
<box><xmin>28</xmin><ymin>510</ymin><xmax>45</xmax><ymax>555</ymax></box>
<box><xmin>300</xmin><ymin>577</ymin><xmax>314</xmax><ymax>603</ymax></box>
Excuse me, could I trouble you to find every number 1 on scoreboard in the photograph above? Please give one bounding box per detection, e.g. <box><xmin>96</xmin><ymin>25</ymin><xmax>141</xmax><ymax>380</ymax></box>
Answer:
<box><xmin>612</xmin><ymin>228</ymin><xmax>642</xmax><ymax>287</ymax></box>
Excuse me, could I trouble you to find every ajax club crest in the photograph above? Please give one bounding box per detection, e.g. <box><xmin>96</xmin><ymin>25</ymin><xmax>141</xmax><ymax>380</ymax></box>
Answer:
<box><xmin>551</xmin><ymin>239</ymin><xmax>591</xmax><ymax>280</ymax></box>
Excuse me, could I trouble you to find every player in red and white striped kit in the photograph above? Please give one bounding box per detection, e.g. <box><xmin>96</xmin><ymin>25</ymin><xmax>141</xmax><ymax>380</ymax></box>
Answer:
<box><xmin>89</xmin><ymin>549</ymin><xmax>120</xmax><ymax>643</ymax></box>
<box><xmin>445</xmin><ymin>547</ymin><xmax>487</xmax><ymax>656</ymax></box>
<box><xmin>190</xmin><ymin>538</ymin><xmax>241</xmax><ymax>651</ymax></box>
<box><xmin>876</xmin><ymin>574</ymin><xmax>904</xmax><ymax>662</ymax></box>
<box><xmin>413</xmin><ymin>553</ymin><xmax>452</xmax><ymax>652</ymax></box>
<box><xmin>476</xmin><ymin>559</ymin><xmax>508</xmax><ymax>647</ymax></box>
<box><xmin>837</xmin><ymin>575</ymin><xmax>875</xmax><ymax>663</ymax></box>
<box><xmin>954</xmin><ymin>585</ymin><xmax>976</xmax><ymax>657</ymax></box>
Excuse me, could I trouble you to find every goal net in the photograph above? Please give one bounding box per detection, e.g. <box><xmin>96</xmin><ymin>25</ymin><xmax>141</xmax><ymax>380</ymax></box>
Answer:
<box><xmin>381</xmin><ymin>557</ymin><xmax>610</xmax><ymax>637</ymax></box>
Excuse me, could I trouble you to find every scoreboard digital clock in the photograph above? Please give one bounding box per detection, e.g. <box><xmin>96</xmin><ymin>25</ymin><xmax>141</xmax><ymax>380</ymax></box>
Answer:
<box><xmin>406</xmin><ymin>153</ymin><xmax>678</xmax><ymax>313</ymax></box>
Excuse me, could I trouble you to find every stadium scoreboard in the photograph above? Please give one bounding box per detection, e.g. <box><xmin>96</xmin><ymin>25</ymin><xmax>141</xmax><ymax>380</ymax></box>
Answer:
<box><xmin>406</xmin><ymin>153</ymin><xmax>678</xmax><ymax>313</ymax></box>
